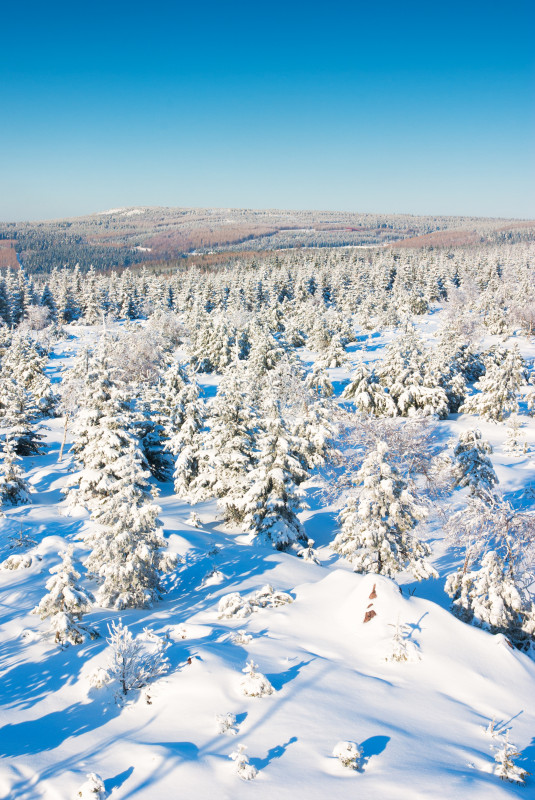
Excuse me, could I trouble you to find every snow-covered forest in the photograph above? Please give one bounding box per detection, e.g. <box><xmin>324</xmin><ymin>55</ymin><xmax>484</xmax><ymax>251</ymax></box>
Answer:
<box><xmin>0</xmin><ymin>239</ymin><xmax>534</xmax><ymax>799</ymax></box>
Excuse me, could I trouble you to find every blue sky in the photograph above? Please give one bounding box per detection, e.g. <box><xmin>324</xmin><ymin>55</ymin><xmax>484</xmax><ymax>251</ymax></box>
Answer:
<box><xmin>0</xmin><ymin>0</ymin><xmax>533</xmax><ymax>220</ymax></box>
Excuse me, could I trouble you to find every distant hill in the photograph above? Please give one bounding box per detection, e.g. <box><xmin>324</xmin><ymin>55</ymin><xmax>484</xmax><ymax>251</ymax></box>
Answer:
<box><xmin>0</xmin><ymin>206</ymin><xmax>533</xmax><ymax>273</ymax></box>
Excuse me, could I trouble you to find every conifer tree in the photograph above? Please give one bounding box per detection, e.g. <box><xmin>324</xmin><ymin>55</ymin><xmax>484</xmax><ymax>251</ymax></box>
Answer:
<box><xmin>459</xmin><ymin>344</ymin><xmax>527</xmax><ymax>422</ymax></box>
<box><xmin>451</xmin><ymin>429</ymin><xmax>498</xmax><ymax>499</ymax></box>
<box><xmin>3</xmin><ymin>383</ymin><xmax>45</xmax><ymax>456</ymax></box>
<box><xmin>0</xmin><ymin>436</ymin><xmax>31</xmax><ymax>505</ymax></box>
<box><xmin>1</xmin><ymin>335</ymin><xmax>56</xmax><ymax>416</ymax></box>
<box><xmin>0</xmin><ymin>279</ymin><xmax>12</xmax><ymax>326</ymax></box>
<box><xmin>332</xmin><ymin>442</ymin><xmax>437</xmax><ymax>580</ymax></box>
<box><xmin>134</xmin><ymin>383</ymin><xmax>172</xmax><ymax>481</ymax></box>
<box><xmin>32</xmin><ymin>545</ymin><xmax>95</xmax><ymax>645</ymax></box>
<box><xmin>167</xmin><ymin>380</ymin><xmax>204</xmax><ymax>497</ymax></box>
<box><xmin>67</xmin><ymin>359</ymin><xmax>176</xmax><ymax>608</ymax></box>
<box><xmin>189</xmin><ymin>362</ymin><xmax>258</xmax><ymax>522</ymax></box>
<box><xmin>341</xmin><ymin>359</ymin><xmax>396</xmax><ymax>416</ymax></box>
<box><xmin>237</xmin><ymin>396</ymin><xmax>309</xmax><ymax>550</ymax></box>
<box><xmin>84</xmin><ymin>444</ymin><xmax>176</xmax><ymax>609</ymax></box>
<box><xmin>503</xmin><ymin>415</ymin><xmax>527</xmax><ymax>456</ymax></box>
<box><xmin>445</xmin><ymin>550</ymin><xmax>535</xmax><ymax>650</ymax></box>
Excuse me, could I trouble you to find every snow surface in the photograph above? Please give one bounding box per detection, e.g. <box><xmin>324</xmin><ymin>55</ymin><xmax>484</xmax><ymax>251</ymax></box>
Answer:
<box><xmin>1</xmin><ymin>319</ymin><xmax>534</xmax><ymax>799</ymax></box>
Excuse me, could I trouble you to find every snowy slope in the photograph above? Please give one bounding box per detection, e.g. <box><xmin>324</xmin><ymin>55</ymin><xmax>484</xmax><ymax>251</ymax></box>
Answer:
<box><xmin>0</xmin><ymin>321</ymin><xmax>534</xmax><ymax>800</ymax></box>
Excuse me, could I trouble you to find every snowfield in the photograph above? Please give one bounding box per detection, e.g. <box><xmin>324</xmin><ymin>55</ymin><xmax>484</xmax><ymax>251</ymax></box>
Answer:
<box><xmin>1</xmin><ymin>311</ymin><xmax>534</xmax><ymax>800</ymax></box>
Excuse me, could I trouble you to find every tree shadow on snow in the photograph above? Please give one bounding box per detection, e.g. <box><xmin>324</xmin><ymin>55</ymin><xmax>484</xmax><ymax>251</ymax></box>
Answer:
<box><xmin>251</xmin><ymin>736</ymin><xmax>298</xmax><ymax>771</ymax></box>
<box><xmin>519</xmin><ymin>736</ymin><xmax>535</xmax><ymax>778</ymax></box>
<box><xmin>266</xmin><ymin>659</ymin><xmax>315</xmax><ymax>691</ymax></box>
<box><xmin>360</xmin><ymin>735</ymin><xmax>390</xmax><ymax>768</ymax></box>
<box><xmin>0</xmin><ymin>697</ymin><xmax>122</xmax><ymax>757</ymax></box>
<box><xmin>104</xmin><ymin>766</ymin><xmax>135</xmax><ymax>794</ymax></box>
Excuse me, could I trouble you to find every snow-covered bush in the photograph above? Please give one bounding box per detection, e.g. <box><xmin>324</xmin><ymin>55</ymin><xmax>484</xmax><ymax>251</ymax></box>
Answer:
<box><xmin>1</xmin><ymin>553</ymin><xmax>32</xmax><ymax>570</ymax></box>
<box><xmin>229</xmin><ymin>744</ymin><xmax>257</xmax><ymax>780</ymax></box>
<box><xmin>218</xmin><ymin>584</ymin><xmax>293</xmax><ymax>618</ymax></box>
<box><xmin>240</xmin><ymin>660</ymin><xmax>274</xmax><ymax>697</ymax></box>
<box><xmin>332</xmin><ymin>740</ymin><xmax>363</xmax><ymax>770</ymax></box>
<box><xmin>248</xmin><ymin>584</ymin><xmax>293</xmax><ymax>608</ymax></box>
<box><xmin>218</xmin><ymin>593</ymin><xmax>254</xmax><ymax>619</ymax></box>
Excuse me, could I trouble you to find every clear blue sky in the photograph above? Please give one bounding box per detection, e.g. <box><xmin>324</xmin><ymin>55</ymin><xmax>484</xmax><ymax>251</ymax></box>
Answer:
<box><xmin>1</xmin><ymin>0</ymin><xmax>533</xmax><ymax>221</ymax></box>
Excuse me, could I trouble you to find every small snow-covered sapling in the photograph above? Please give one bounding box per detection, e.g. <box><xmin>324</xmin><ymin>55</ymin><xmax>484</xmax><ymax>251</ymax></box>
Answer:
<box><xmin>232</xmin><ymin>629</ymin><xmax>253</xmax><ymax>645</ymax></box>
<box><xmin>297</xmin><ymin>539</ymin><xmax>321</xmax><ymax>564</ymax></box>
<box><xmin>385</xmin><ymin>618</ymin><xmax>420</xmax><ymax>662</ymax></box>
<box><xmin>241</xmin><ymin>660</ymin><xmax>274</xmax><ymax>697</ymax></box>
<box><xmin>491</xmin><ymin>728</ymin><xmax>528</xmax><ymax>784</ymax></box>
<box><xmin>216</xmin><ymin>712</ymin><xmax>239</xmax><ymax>735</ymax></box>
<box><xmin>230</xmin><ymin>744</ymin><xmax>257</xmax><ymax>780</ymax></box>
<box><xmin>91</xmin><ymin>620</ymin><xmax>169</xmax><ymax>700</ymax></box>
<box><xmin>75</xmin><ymin>772</ymin><xmax>106</xmax><ymax>799</ymax></box>
<box><xmin>332</xmin><ymin>740</ymin><xmax>363</xmax><ymax>770</ymax></box>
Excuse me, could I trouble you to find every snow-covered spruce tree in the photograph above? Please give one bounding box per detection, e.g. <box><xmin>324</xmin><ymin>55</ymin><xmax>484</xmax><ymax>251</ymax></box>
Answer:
<box><xmin>291</xmin><ymin>395</ymin><xmax>336</xmax><ymax>471</ymax></box>
<box><xmin>304</xmin><ymin>364</ymin><xmax>334</xmax><ymax>398</ymax></box>
<box><xmin>67</xmin><ymin>362</ymin><xmax>176</xmax><ymax>608</ymax></box>
<box><xmin>134</xmin><ymin>382</ymin><xmax>172</xmax><ymax>481</ymax></box>
<box><xmin>445</xmin><ymin>550</ymin><xmax>535</xmax><ymax>650</ymax></box>
<box><xmin>159</xmin><ymin>360</ymin><xmax>189</xmax><ymax>432</ymax></box>
<box><xmin>450</xmin><ymin>429</ymin><xmax>498</xmax><ymax>499</ymax></box>
<box><xmin>66</xmin><ymin>358</ymin><xmax>136</xmax><ymax>509</ymax></box>
<box><xmin>0</xmin><ymin>334</ymin><xmax>56</xmax><ymax>416</ymax></box>
<box><xmin>332</xmin><ymin>441</ymin><xmax>437</xmax><ymax>580</ymax></box>
<box><xmin>167</xmin><ymin>380</ymin><xmax>204</xmax><ymax>498</ymax></box>
<box><xmin>237</xmin><ymin>396</ymin><xmax>309</xmax><ymax>550</ymax></box>
<box><xmin>84</xmin><ymin>443</ymin><xmax>176</xmax><ymax>609</ymax></box>
<box><xmin>2</xmin><ymin>382</ymin><xmax>45</xmax><ymax>456</ymax></box>
<box><xmin>459</xmin><ymin>344</ymin><xmax>527</xmax><ymax>422</ymax></box>
<box><xmin>341</xmin><ymin>359</ymin><xmax>396</xmax><ymax>416</ymax></box>
<box><xmin>504</xmin><ymin>414</ymin><xmax>527</xmax><ymax>456</ymax></box>
<box><xmin>247</xmin><ymin>326</ymin><xmax>285</xmax><ymax>377</ymax></box>
<box><xmin>315</xmin><ymin>333</ymin><xmax>347</xmax><ymax>368</ymax></box>
<box><xmin>0</xmin><ymin>436</ymin><xmax>31</xmax><ymax>505</ymax></box>
<box><xmin>377</xmin><ymin>330</ymin><xmax>449</xmax><ymax>418</ymax></box>
<box><xmin>32</xmin><ymin>545</ymin><xmax>96</xmax><ymax>645</ymax></box>
<box><xmin>189</xmin><ymin>362</ymin><xmax>258</xmax><ymax>523</ymax></box>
